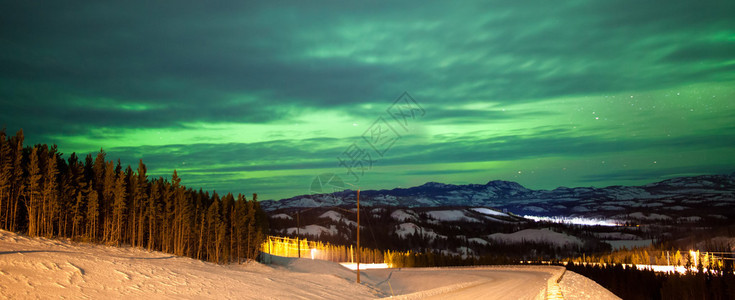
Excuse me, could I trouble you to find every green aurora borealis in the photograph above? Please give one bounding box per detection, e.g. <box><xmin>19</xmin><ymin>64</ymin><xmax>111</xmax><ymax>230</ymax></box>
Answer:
<box><xmin>1</xmin><ymin>1</ymin><xmax>734</xmax><ymax>200</ymax></box>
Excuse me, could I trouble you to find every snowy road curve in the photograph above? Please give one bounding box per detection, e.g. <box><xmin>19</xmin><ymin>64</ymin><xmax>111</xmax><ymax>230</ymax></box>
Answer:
<box><xmin>363</xmin><ymin>266</ymin><xmax>563</xmax><ymax>300</ymax></box>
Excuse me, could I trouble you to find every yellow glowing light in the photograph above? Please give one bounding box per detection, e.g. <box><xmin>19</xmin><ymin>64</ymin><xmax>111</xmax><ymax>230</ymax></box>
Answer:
<box><xmin>689</xmin><ymin>250</ymin><xmax>699</xmax><ymax>267</ymax></box>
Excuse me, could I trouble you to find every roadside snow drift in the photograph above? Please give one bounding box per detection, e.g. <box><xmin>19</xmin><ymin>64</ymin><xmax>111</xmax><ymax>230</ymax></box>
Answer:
<box><xmin>0</xmin><ymin>230</ymin><xmax>379</xmax><ymax>299</ymax></box>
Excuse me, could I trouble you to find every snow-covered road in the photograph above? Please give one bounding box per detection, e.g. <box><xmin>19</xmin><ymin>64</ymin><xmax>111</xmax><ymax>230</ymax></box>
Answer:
<box><xmin>363</xmin><ymin>266</ymin><xmax>562</xmax><ymax>299</ymax></box>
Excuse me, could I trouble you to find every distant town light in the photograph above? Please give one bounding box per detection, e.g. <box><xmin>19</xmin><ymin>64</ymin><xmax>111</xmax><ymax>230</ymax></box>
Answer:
<box><xmin>524</xmin><ymin>215</ymin><xmax>622</xmax><ymax>226</ymax></box>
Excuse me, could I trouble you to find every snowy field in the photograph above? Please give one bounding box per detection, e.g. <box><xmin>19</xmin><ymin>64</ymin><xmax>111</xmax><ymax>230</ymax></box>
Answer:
<box><xmin>0</xmin><ymin>230</ymin><xmax>616</xmax><ymax>299</ymax></box>
<box><xmin>0</xmin><ymin>230</ymin><xmax>379</xmax><ymax>299</ymax></box>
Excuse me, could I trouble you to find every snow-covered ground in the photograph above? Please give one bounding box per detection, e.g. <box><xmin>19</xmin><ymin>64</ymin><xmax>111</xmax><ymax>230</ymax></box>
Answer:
<box><xmin>318</xmin><ymin>210</ymin><xmax>358</xmax><ymax>227</ymax></box>
<box><xmin>390</xmin><ymin>209</ymin><xmax>418</xmax><ymax>222</ymax></box>
<box><xmin>559</xmin><ymin>271</ymin><xmax>621</xmax><ymax>299</ymax></box>
<box><xmin>363</xmin><ymin>265</ymin><xmax>566</xmax><ymax>299</ymax></box>
<box><xmin>0</xmin><ymin>230</ymin><xmax>617</xmax><ymax>299</ymax></box>
<box><xmin>0</xmin><ymin>230</ymin><xmax>379</xmax><ymax>299</ymax></box>
<box><xmin>394</xmin><ymin>223</ymin><xmax>445</xmax><ymax>240</ymax></box>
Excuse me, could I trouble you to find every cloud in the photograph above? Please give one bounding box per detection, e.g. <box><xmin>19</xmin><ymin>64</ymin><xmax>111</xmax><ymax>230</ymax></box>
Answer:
<box><xmin>580</xmin><ymin>165</ymin><xmax>735</xmax><ymax>184</ymax></box>
<box><xmin>1</xmin><ymin>0</ymin><xmax>733</xmax><ymax>199</ymax></box>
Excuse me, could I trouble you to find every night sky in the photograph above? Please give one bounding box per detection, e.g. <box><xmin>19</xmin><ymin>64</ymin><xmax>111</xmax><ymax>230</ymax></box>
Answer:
<box><xmin>1</xmin><ymin>1</ymin><xmax>734</xmax><ymax>200</ymax></box>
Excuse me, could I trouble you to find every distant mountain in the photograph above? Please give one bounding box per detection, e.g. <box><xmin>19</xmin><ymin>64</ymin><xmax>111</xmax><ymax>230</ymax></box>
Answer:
<box><xmin>265</xmin><ymin>174</ymin><xmax>735</xmax><ymax>259</ymax></box>
<box><xmin>260</xmin><ymin>174</ymin><xmax>735</xmax><ymax>219</ymax></box>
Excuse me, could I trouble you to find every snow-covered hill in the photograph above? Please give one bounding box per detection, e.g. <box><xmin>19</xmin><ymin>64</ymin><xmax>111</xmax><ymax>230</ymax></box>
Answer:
<box><xmin>261</xmin><ymin>174</ymin><xmax>735</xmax><ymax>223</ymax></box>
<box><xmin>0</xmin><ymin>230</ymin><xmax>379</xmax><ymax>299</ymax></box>
<box><xmin>265</xmin><ymin>174</ymin><xmax>735</xmax><ymax>262</ymax></box>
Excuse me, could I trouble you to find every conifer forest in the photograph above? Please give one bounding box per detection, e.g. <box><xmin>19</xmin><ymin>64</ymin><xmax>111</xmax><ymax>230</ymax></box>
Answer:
<box><xmin>0</xmin><ymin>129</ymin><xmax>268</xmax><ymax>264</ymax></box>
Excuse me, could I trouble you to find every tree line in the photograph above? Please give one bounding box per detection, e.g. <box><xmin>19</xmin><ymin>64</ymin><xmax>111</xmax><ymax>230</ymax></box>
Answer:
<box><xmin>566</xmin><ymin>263</ymin><xmax>735</xmax><ymax>300</ymax></box>
<box><xmin>0</xmin><ymin>128</ymin><xmax>268</xmax><ymax>264</ymax></box>
<box><xmin>269</xmin><ymin>206</ymin><xmax>597</xmax><ymax>262</ymax></box>
<box><xmin>262</xmin><ymin>236</ymin><xmax>386</xmax><ymax>264</ymax></box>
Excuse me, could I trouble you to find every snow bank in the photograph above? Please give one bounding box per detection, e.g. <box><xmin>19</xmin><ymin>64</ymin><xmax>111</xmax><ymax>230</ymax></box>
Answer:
<box><xmin>559</xmin><ymin>270</ymin><xmax>621</xmax><ymax>299</ymax></box>
<box><xmin>0</xmin><ymin>230</ymin><xmax>380</xmax><ymax>299</ymax></box>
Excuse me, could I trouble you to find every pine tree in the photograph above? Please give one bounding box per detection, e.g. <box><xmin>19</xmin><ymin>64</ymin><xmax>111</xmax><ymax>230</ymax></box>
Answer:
<box><xmin>125</xmin><ymin>165</ymin><xmax>137</xmax><ymax>247</ymax></box>
<box><xmin>84</xmin><ymin>153</ymin><xmax>94</xmax><ymax>179</ymax></box>
<box><xmin>0</xmin><ymin>129</ymin><xmax>11</xmax><ymax>230</ymax></box>
<box><xmin>147</xmin><ymin>178</ymin><xmax>162</xmax><ymax>251</ymax></box>
<box><xmin>197</xmin><ymin>206</ymin><xmax>206</xmax><ymax>260</ymax></box>
<box><xmin>245</xmin><ymin>199</ymin><xmax>256</xmax><ymax>260</ymax></box>
<box><xmin>171</xmin><ymin>170</ymin><xmax>188</xmax><ymax>256</ymax></box>
<box><xmin>112</xmin><ymin>169</ymin><xmax>127</xmax><ymax>246</ymax></box>
<box><xmin>207</xmin><ymin>195</ymin><xmax>222</xmax><ymax>263</ymax></box>
<box><xmin>221</xmin><ymin>193</ymin><xmax>234</xmax><ymax>262</ymax></box>
<box><xmin>102</xmin><ymin>160</ymin><xmax>115</xmax><ymax>242</ymax></box>
<box><xmin>8</xmin><ymin>129</ymin><xmax>24</xmax><ymax>231</ymax></box>
<box><xmin>162</xmin><ymin>178</ymin><xmax>174</xmax><ymax>253</ymax></box>
<box><xmin>92</xmin><ymin>150</ymin><xmax>106</xmax><ymax>195</ymax></box>
<box><xmin>26</xmin><ymin>147</ymin><xmax>42</xmax><ymax>236</ymax></box>
<box><xmin>42</xmin><ymin>146</ymin><xmax>59</xmax><ymax>237</ymax></box>
<box><xmin>71</xmin><ymin>189</ymin><xmax>85</xmax><ymax>238</ymax></box>
<box><xmin>63</xmin><ymin>153</ymin><xmax>83</xmax><ymax>238</ymax></box>
<box><xmin>134</xmin><ymin>160</ymin><xmax>148</xmax><ymax>248</ymax></box>
<box><xmin>86</xmin><ymin>181</ymin><xmax>99</xmax><ymax>240</ymax></box>
<box><xmin>233</xmin><ymin>194</ymin><xmax>246</xmax><ymax>263</ymax></box>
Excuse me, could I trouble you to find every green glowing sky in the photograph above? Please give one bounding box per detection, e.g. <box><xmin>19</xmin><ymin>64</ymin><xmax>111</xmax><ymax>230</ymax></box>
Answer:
<box><xmin>1</xmin><ymin>1</ymin><xmax>734</xmax><ymax>200</ymax></box>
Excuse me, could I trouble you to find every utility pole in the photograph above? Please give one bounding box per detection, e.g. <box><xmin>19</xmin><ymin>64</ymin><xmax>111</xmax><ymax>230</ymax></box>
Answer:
<box><xmin>356</xmin><ymin>189</ymin><xmax>360</xmax><ymax>283</ymax></box>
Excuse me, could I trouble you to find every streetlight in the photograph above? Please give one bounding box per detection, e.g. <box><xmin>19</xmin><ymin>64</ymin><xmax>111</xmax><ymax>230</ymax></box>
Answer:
<box><xmin>357</xmin><ymin>188</ymin><xmax>360</xmax><ymax>283</ymax></box>
<box><xmin>345</xmin><ymin>183</ymin><xmax>361</xmax><ymax>284</ymax></box>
